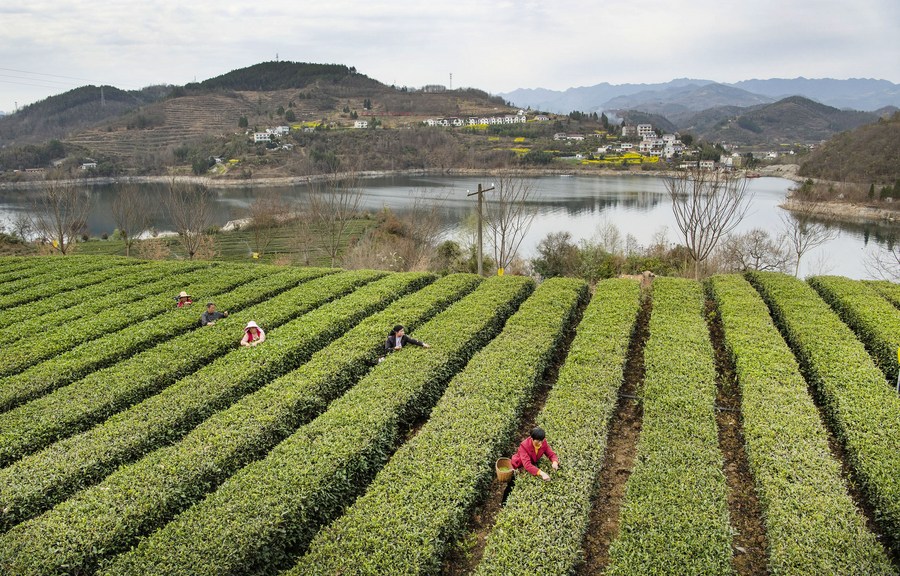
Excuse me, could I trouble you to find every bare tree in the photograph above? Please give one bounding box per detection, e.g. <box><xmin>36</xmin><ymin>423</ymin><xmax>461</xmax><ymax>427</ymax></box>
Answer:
<box><xmin>246</xmin><ymin>191</ymin><xmax>289</xmax><ymax>258</ymax></box>
<box><xmin>11</xmin><ymin>213</ymin><xmax>33</xmax><ymax>242</ymax></box>
<box><xmin>343</xmin><ymin>192</ymin><xmax>447</xmax><ymax>272</ymax></box>
<box><xmin>111</xmin><ymin>184</ymin><xmax>154</xmax><ymax>257</ymax></box>
<box><xmin>864</xmin><ymin>242</ymin><xmax>900</xmax><ymax>280</ymax></box>
<box><xmin>780</xmin><ymin>209</ymin><xmax>838</xmax><ymax>277</ymax></box>
<box><xmin>666</xmin><ymin>169</ymin><xmax>752</xmax><ymax>279</ymax></box>
<box><xmin>163</xmin><ymin>179</ymin><xmax>215</xmax><ymax>259</ymax></box>
<box><xmin>719</xmin><ymin>228</ymin><xmax>790</xmax><ymax>272</ymax></box>
<box><xmin>29</xmin><ymin>179</ymin><xmax>92</xmax><ymax>255</ymax></box>
<box><xmin>302</xmin><ymin>173</ymin><xmax>364</xmax><ymax>267</ymax></box>
<box><xmin>484</xmin><ymin>175</ymin><xmax>537</xmax><ymax>273</ymax></box>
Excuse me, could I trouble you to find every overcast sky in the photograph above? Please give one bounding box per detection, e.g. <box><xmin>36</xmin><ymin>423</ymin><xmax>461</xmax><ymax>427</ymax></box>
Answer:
<box><xmin>2</xmin><ymin>0</ymin><xmax>898</xmax><ymax>113</ymax></box>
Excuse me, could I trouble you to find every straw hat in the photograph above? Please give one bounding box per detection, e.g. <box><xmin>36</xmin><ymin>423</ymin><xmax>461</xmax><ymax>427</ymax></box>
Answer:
<box><xmin>245</xmin><ymin>321</ymin><xmax>260</xmax><ymax>331</ymax></box>
<box><xmin>178</xmin><ymin>291</ymin><xmax>191</xmax><ymax>298</ymax></box>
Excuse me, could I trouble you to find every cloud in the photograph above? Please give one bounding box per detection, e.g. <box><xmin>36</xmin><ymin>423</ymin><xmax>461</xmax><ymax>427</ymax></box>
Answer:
<box><xmin>0</xmin><ymin>0</ymin><xmax>897</xmax><ymax>112</ymax></box>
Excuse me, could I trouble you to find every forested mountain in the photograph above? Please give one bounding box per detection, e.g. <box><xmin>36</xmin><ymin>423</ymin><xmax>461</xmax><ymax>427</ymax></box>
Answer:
<box><xmin>187</xmin><ymin>61</ymin><xmax>382</xmax><ymax>93</ymax></box>
<box><xmin>692</xmin><ymin>96</ymin><xmax>879</xmax><ymax>145</ymax></box>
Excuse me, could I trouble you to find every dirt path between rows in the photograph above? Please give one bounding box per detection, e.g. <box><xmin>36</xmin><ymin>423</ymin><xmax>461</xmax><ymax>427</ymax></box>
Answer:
<box><xmin>574</xmin><ymin>291</ymin><xmax>651</xmax><ymax>574</ymax></box>
<box><xmin>706</xmin><ymin>300</ymin><xmax>770</xmax><ymax>575</ymax></box>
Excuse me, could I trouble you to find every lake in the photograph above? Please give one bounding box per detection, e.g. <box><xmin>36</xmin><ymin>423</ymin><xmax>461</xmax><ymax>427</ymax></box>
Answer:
<box><xmin>1</xmin><ymin>174</ymin><xmax>898</xmax><ymax>279</ymax></box>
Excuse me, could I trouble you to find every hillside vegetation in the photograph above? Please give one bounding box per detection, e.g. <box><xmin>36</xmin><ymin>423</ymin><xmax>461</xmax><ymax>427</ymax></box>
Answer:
<box><xmin>799</xmin><ymin>112</ymin><xmax>900</xmax><ymax>184</ymax></box>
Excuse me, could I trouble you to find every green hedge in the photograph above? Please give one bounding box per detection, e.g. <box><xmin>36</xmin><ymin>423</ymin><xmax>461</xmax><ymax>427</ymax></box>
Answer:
<box><xmin>606</xmin><ymin>277</ymin><xmax>733</xmax><ymax>575</ymax></box>
<box><xmin>866</xmin><ymin>280</ymin><xmax>900</xmax><ymax>309</ymax></box>
<box><xmin>0</xmin><ymin>264</ymin><xmax>256</xmax><ymax>378</ymax></box>
<box><xmin>102</xmin><ymin>276</ymin><xmax>533</xmax><ymax>576</ymax></box>
<box><xmin>0</xmin><ymin>270</ymin><xmax>398</xmax><ymax>531</ymax></box>
<box><xmin>0</xmin><ymin>257</ymin><xmax>140</xmax><ymax>306</ymax></box>
<box><xmin>0</xmin><ymin>267</ymin><xmax>332</xmax><ymax>464</ymax></box>
<box><xmin>710</xmin><ymin>274</ymin><xmax>893</xmax><ymax>574</ymax></box>
<box><xmin>0</xmin><ymin>260</ymin><xmax>203</xmax><ymax>328</ymax></box>
<box><xmin>0</xmin><ymin>274</ymin><xmax>481</xmax><ymax>574</ymax></box>
<box><xmin>749</xmin><ymin>271</ymin><xmax>900</xmax><ymax>552</ymax></box>
<box><xmin>0</xmin><ymin>256</ymin><xmax>120</xmax><ymax>296</ymax></box>
<box><xmin>0</xmin><ymin>259</ymin><xmax>147</xmax><ymax>307</ymax></box>
<box><xmin>0</xmin><ymin>257</ymin><xmax>28</xmax><ymax>275</ymax></box>
<box><xmin>809</xmin><ymin>275</ymin><xmax>900</xmax><ymax>383</ymax></box>
<box><xmin>475</xmin><ymin>278</ymin><xmax>641</xmax><ymax>575</ymax></box>
<box><xmin>294</xmin><ymin>278</ymin><xmax>588</xmax><ymax>575</ymax></box>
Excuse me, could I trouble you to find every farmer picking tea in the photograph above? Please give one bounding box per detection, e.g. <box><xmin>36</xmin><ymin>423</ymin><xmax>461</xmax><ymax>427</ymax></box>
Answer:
<box><xmin>174</xmin><ymin>291</ymin><xmax>193</xmax><ymax>308</ymax></box>
<box><xmin>511</xmin><ymin>427</ymin><xmax>559</xmax><ymax>481</ymax></box>
<box><xmin>384</xmin><ymin>324</ymin><xmax>430</xmax><ymax>354</ymax></box>
<box><xmin>240</xmin><ymin>321</ymin><xmax>265</xmax><ymax>347</ymax></box>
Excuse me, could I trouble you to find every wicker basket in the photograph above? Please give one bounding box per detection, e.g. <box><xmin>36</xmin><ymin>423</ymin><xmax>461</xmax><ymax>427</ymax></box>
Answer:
<box><xmin>495</xmin><ymin>457</ymin><xmax>514</xmax><ymax>482</ymax></box>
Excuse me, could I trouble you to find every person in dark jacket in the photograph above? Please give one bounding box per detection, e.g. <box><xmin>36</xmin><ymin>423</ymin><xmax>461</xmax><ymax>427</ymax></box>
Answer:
<box><xmin>200</xmin><ymin>302</ymin><xmax>228</xmax><ymax>326</ymax></box>
<box><xmin>511</xmin><ymin>427</ymin><xmax>559</xmax><ymax>481</ymax></box>
<box><xmin>384</xmin><ymin>324</ymin><xmax>430</xmax><ymax>354</ymax></box>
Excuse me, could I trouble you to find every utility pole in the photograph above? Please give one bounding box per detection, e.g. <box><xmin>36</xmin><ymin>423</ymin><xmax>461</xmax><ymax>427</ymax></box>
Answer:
<box><xmin>467</xmin><ymin>183</ymin><xmax>494</xmax><ymax>275</ymax></box>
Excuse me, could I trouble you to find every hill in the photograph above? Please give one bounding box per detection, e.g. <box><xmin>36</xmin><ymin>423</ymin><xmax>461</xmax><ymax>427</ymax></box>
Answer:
<box><xmin>501</xmin><ymin>77</ymin><xmax>900</xmax><ymax>114</ymax></box>
<box><xmin>732</xmin><ymin>77</ymin><xmax>900</xmax><ymax>111</ymax></box>
<box><xmin>690</xmin><ymin>96</ymin><xmax>879</xmax><ymax>145</ymax></box>
<box><xmin>0</xmin><ymin>61</ymin><xmax>519</xmax><ymax>174</ymax></box>
<box><xmin>0</xmin><ymin>85</ymin><xmax>169</xmax><ymax>147</ymax></box>
<box><xmin>798</xmin><ymin>111</ymin><xmax>900</xmax><ymax>184</ymax></box>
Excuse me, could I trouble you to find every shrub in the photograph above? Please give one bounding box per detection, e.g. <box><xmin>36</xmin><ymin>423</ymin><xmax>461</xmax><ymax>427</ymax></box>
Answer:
<box><xmin>606</xmin><ymin>278</ymin><xmax>732</xmax><ymax>575</ymax></box>
<box><xmin>711</xmin><ymin>274</ymin><xmax>892</xmax><ymax>574</ymax></box>
<box><xmin>748</xmin><ymin>271</ymin><xmax>900</xmax><ymax>552</ymax></box>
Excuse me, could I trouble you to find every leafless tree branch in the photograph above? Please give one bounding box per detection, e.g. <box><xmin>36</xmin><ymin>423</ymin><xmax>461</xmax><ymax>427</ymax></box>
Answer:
<box><xmin>111</xmin><ymin>184</ymin><xmax>154</xmax><ymax>257</ymax></box>
<box><xmin>484</xmin><ymin>175</ymin><xmax>537</xmax><ymax>272</ymax></box>
<box><xmin>163</xmin><ymin>179</ymin><xmax>214</xmax><ymax>260</ymax></box>
<box><xmin>29</xmin><ymin>179</ymin><xmax>92</xmax><ymax>255</ymax></box>
<box><xmin>666</xmin><ymin>169</ymin><xmax>752</xmax><ymax>279</ymax></box>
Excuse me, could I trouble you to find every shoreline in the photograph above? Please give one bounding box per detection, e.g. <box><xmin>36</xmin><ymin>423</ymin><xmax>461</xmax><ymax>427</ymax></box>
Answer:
<box><xmin>0</xmin><ymin>165</ymin><xmax>797</xmax><ymax>191</ymax></box>
<box><xmin>780</xmin><ymin>198</ymin><xmax>900</xmax><ymax>224</ymax></box>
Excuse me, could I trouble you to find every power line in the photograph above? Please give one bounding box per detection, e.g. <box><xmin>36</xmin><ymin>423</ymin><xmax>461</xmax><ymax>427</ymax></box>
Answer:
<box><xmin>0</xmin><ymin>67</ymin><xmax>100</xmax><ymax>83</ymax></box>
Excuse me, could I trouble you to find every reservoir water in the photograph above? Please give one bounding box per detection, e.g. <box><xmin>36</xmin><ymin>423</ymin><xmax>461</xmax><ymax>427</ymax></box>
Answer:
<box><xmin>1</xmin><ymin>174</ymin><xmax>897</xmax><ymax>279</ymax></box>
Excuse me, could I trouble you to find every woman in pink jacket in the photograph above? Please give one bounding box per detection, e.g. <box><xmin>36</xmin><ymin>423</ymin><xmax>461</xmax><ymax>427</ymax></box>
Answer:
<box><xmin>511</xmin><ymin>427</ymin><xmax>559</xmax><ymax>481</ymax></box>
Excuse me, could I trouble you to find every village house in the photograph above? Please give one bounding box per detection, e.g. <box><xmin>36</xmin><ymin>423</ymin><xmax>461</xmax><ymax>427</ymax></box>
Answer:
<box><xmin>354</xmin><ymin>120</ymin><xmax>368</xmax><ymax>129</ymax></box>
<box><xmin>637</xmin><ymin>124</ymin><xmax>655</xmax><ymax>138</ymax></box>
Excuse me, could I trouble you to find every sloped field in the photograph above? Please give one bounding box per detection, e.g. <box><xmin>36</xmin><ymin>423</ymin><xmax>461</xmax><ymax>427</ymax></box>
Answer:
<box><xmin>0</xmin><ymin>256</ymin><xmax>897</xmax><ymax>575</ymax></box>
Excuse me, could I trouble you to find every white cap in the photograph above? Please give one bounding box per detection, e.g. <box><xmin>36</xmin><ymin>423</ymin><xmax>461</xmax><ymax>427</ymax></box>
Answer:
<box><xmin>245</xmin><ymin>321</ymin><xmax>260</xmax><ymax>331</ymax></box>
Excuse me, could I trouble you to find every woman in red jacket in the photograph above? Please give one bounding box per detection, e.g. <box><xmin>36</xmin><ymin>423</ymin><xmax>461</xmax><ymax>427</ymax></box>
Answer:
<box><xmin>511</xmin><ymin>427</ymin><xmax>559</xmax><ymax>481</ymax></box>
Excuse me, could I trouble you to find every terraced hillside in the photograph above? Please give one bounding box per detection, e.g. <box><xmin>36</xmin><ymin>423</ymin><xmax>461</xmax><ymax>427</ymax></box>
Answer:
<box><xmin>64</xmin><ymin>93</ymin><xmax>256</xmax><ymax>160</ymax></box>
<box><xmin>0</xmin><ymin>255</ymin><xmax>897</xmax><ymax>576</ymax></box>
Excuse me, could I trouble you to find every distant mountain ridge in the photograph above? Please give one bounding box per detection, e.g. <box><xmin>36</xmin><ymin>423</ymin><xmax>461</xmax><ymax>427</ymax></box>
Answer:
<box><xmin>501</xmin><ymin>77</ymin><xmax>900</xmax><ymax>114</ymax></box>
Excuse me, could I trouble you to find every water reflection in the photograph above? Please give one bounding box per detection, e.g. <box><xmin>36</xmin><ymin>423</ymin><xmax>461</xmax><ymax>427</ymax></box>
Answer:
<box><xmin>2</xmin><ymin>174</ymin><xmax>899</xmax><ymax>279</ymax></box>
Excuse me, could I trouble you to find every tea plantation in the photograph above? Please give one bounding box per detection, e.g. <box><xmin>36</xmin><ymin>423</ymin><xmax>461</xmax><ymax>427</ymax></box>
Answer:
<box><xmin>0</xmin><ymin>256</ymin><xmax>896</xmax><ymax>575</ymax></box>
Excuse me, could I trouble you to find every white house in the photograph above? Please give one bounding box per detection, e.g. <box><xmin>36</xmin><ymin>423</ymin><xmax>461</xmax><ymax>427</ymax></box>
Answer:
<box><xmin>535</xmin><ymin>115</ymin><xmax>549</xmax><ymax>122</ymax></box>
<box><xmin>273</xmin><ymin>126</ymin><xmax>290</xmax><ymax>135</ymax></box>
<box><xmin>354</xmin><ymin>120</ymin><xmax>369</xmax><ymax>129</ymax></box>
<box><xmin>699</xmin><ymin>160</ymin><xmax>715</xmax><ymax>170</ymax></box>
<box><xmin>637</xmin><ymin>124</ymin><xmax>655</xmax><ymax>138</ymax></box>
<box><xmin>254</xmin><ymin>132</ymin><xmax>273</xmax><ymax>142</ymax></box>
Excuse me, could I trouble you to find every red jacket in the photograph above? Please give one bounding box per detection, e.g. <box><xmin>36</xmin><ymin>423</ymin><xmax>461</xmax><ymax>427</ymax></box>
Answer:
<box><xmin>510</xmin><ymin>437</ymin><xmax>558</xmax><ymax>476</ymax></box>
